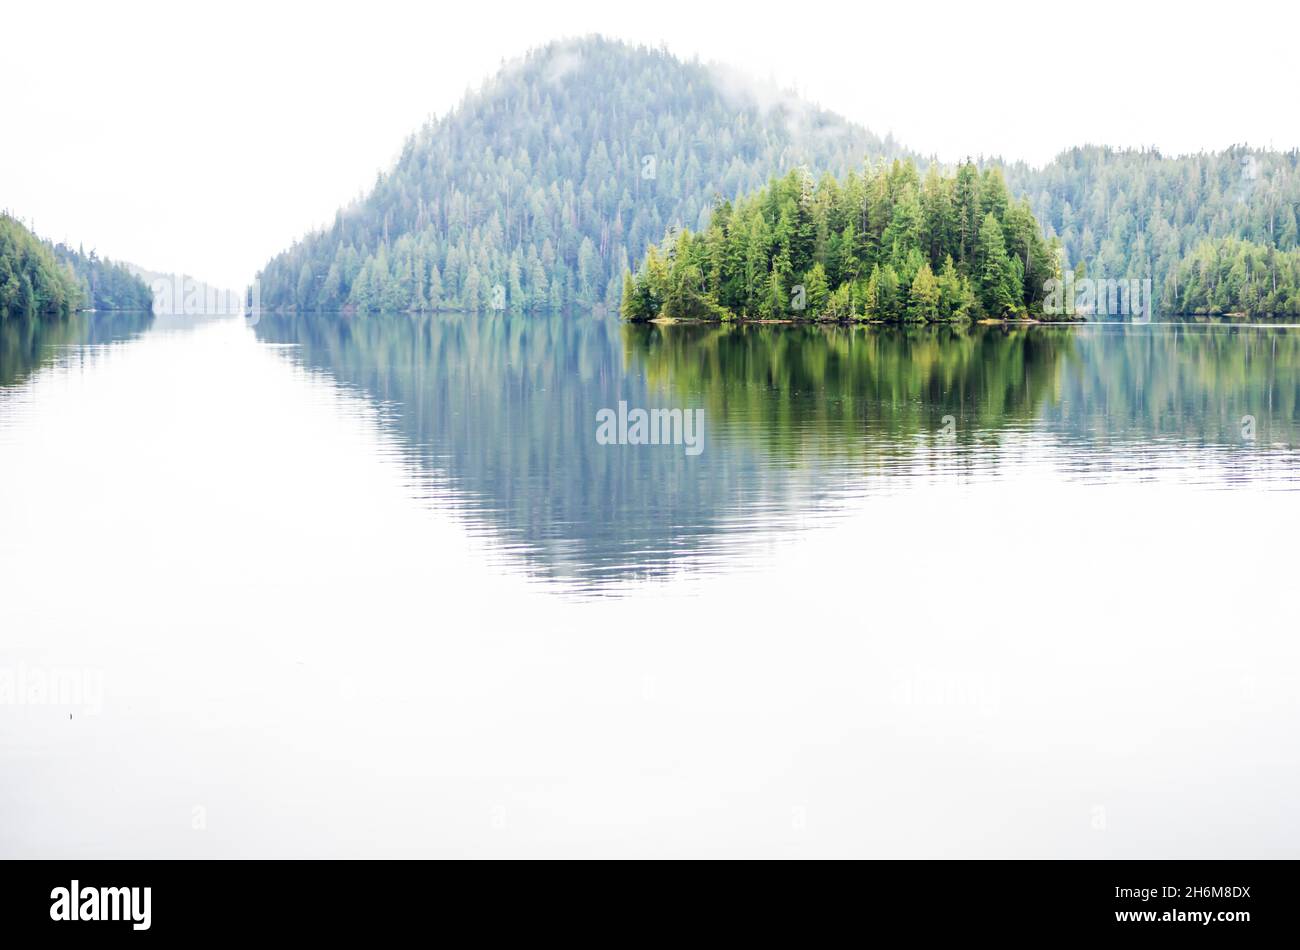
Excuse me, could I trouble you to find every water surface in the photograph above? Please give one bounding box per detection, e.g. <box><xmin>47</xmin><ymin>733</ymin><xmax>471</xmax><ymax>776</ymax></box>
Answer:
<box><xmin>1</xmin><ymin>310</ymin><xmax>1297</xmax><ymax>857</ymax></box>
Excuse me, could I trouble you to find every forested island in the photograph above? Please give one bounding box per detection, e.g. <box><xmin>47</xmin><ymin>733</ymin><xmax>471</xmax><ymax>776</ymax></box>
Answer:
<box><xmin>1163</xmin><ymin>238</ymin><xmax>1300</xmax><ymax>316</ymax></box>
<box><xmin>621</xmin><ymin>161</ymin><xmax>1058</xmax><ymax>322</ymax></box>
<box><xmin>0</xmin><ymin>213</ymin><xmax>152</xmax><ymax>321</ymax></box>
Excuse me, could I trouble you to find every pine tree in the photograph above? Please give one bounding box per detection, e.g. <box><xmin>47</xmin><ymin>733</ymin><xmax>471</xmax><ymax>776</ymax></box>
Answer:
<box><xmin>976</xmin><ymin>213</ymin><xmax>1017</xmax><ymax>316</ymax></box>
<box><xmin>908</xmin><ymin>262</ymin><xmax>940</xmax><ymax>322</ymax></box>
<box><xmin>803</xmin><ymin>263</ymin><xmax>829</xmax><ymax>318</ymax></box>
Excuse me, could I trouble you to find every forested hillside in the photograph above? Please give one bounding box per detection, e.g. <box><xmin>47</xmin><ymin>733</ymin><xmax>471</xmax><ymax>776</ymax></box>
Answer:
<box><xmin>1</xmin><ymin>214</ymin><xmax>82</xmax><ymax>319</ymax></box>
<box><xmin>256</xmin><ymin>36</ymin><xmax>1300</xmax><ymax>318</ymax></box>
<box><xmin>622</xmin><ymin>161</ymin><xmax>1057</xmax><ymax>322</ymax></box>
<box><xmin>254</xmin><ymin>36</ymin><xmax>905</xmax><ymax>313</ymax></box>
<box><xmin>1007</xmin><ymin>146</ymin><xmax>1300</xmax><ymax>296</ymax></box>
<box><xmin>0</xmin><ymin>213</ymin><xmax>152</xmax><ymax>319</ymax></box>
<box><xmin>49</xmin><ymin>241</ymin><xmax>154</xmax><ymax>312</ymax></box>
<box><xmin>1162</xmin><ymin>238</ymin><xmax>1300</xmax><ymax>316</ymax></box>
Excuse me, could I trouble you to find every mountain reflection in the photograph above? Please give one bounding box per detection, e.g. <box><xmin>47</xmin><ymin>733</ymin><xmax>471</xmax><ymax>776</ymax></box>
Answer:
<box><xmin>255</xmin><ymin>310</ymin><xmax>797</xmax><ymax>588</ymax></box>
<box><xmin>255</xmin><ymin>312</ymin><xmax>1300</xmax><ymax>587</ymax></box>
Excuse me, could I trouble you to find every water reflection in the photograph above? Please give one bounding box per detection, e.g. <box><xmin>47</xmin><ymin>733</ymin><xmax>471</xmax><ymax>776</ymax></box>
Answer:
<box><xmin>254</xmin><ymin>310</ymin><xmax>818</xmax><ymax>589</ymax></box>
<box><xmin>627</xmin><ymin>322</ymin><xmax>1068</xmax><ymax>467</ymax></box>
<box><xmin>0</xmin><ymin>311</ymin><xmax>153</xmax><ymax>388</ymax></box>
<box><xmin>1049</xmin><ymin>322</ymin><xmax>1299</xmax><ymax>453</ymax></box>
<box><xmin>255</xmin><ymin>311</ymin><xmax>1300</xmax><ymax>588</ymax></box>
<box><xmin>630</xmin><ymin>320</ymin><xmax>1299</xmax><ymax>462</ymax></box>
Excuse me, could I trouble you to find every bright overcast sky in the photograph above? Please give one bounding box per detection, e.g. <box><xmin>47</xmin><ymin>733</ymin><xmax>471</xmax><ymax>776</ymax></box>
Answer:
<box><xmin>4</xmin><ymin>0</ymin><xmax>1293</xmax><ymax>290</ymax></box>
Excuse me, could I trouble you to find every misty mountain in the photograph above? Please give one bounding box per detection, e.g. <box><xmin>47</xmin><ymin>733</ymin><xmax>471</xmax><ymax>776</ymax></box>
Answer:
<box><xmin>256</xmin><ymin>36</ymin><xmax>1300</xmax><ymax>315</ymax></box>
<box><xmin>254</xmin><ymin>36</ymin><xmax>908</xmax><ymax>313</ymax></box>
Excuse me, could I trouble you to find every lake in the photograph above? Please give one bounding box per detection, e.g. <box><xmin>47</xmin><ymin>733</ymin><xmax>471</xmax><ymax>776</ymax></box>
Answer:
<box><xmin>1</xmin><ymin>309</ymin><xmax>1297</xmax><ymax>857</ymax></box>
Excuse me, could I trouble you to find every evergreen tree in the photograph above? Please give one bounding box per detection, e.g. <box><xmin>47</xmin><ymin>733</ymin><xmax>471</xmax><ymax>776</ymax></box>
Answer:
<box><xmin>976</xmin><ymin>213</ymin><xmax>1018</xmax><ymax>316</ymax></box>
<box><xmin>907</xmin><ymin>262</ymin><xmax>940</xmax><ymax>322</ymax></box>
<box><xmin>803</xmin><ymin>262</ymin><xmax>830</xmax><ymax>317</ymax></box>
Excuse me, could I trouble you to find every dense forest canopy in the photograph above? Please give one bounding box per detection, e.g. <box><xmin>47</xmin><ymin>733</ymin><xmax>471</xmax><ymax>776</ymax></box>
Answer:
<box><xmin>0</xmin><ymin>214</ymin><xmax>82</xmax><ymax>319</ymax></box>
<box><xmin>1005</xmin><ymin>146</ymin><xmax>1300</xmax><ymax>297</ymax></box>
<box><xmin>0</xmin><ymin>213</ymin><xmax>152</xmax><ymax>320</ymax></box>
<box><xmin>253</xmin><ymin>36</ymin><xmax>1300</xmax><ymax>319</ymax></box>
<box><xmin>1163</xmin><ymin>238</ymin><xmax>1300</xmax><ymax>316</ymax></box>
<box><xmin>621</xmin><ymin>160</ymin><xmax>1058</xmax><ymax>322</ymax></box>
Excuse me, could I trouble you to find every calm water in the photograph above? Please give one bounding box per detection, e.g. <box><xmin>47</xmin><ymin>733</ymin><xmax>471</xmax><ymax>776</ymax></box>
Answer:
<box><xmin>2</xmin><ymin>310</ymin><xmax>1298</xmax><ymax>857</ymax></box>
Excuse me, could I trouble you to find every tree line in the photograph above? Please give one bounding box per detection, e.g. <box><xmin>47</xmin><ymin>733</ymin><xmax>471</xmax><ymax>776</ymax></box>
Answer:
<box><xmin>1163</xmin><ymin>237</ymin><xmax>1300</xmax><ymax>316</ymax></box>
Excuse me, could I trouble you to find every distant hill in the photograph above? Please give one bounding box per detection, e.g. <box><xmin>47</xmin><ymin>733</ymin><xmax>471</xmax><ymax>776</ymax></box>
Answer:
<box><xmin>256</xmin><ymin>36</ymin><xmax>1300</xmax><ymax>316</ymax></box>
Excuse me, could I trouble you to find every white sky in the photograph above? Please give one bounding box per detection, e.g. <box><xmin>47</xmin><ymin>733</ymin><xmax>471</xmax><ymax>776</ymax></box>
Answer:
<box><xmin>3</xmin><ymin>0</ymin><xmax>1293</xmax><ymax>290</ymax></box>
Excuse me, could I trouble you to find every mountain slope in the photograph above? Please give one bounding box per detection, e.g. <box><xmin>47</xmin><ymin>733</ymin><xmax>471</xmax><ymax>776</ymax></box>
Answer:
<box><xmin>254</xmin><ymin>36</ymin><xmax>907</xmax><ymax>313</ymax></box>
<box><xmin>2</xmin><ymin>214</ymin><xmax>151</xmax><ymax>319</ymax></box>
